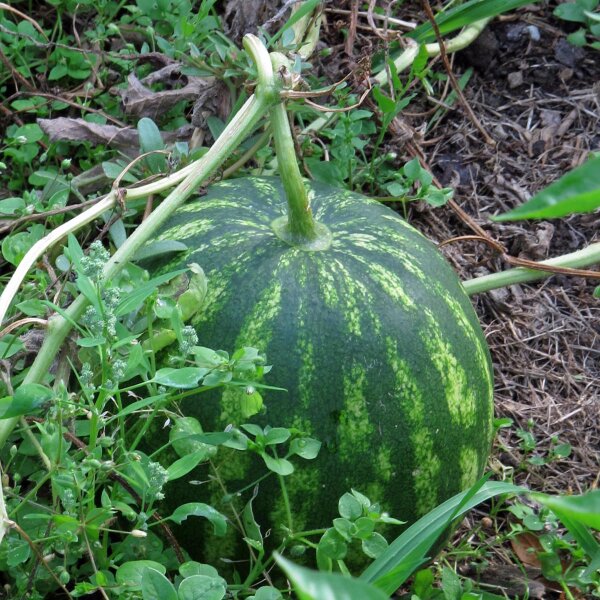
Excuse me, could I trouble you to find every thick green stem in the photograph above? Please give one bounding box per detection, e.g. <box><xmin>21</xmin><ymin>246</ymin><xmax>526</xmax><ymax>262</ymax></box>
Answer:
<box><xmin>268</xmin><ymin>54</ymin><xmax>331</xmax><ymax>250</ymax></box>
<box><xmin>271</xmin><ymin>102</ymin><xmax>317</xmax><ymax>241</ymax></box>
<box><xmin>463</xmin><ymin>243</ymin><xmax>600</xmax><ymax>296</ymax></box>
<box><xmin>0</xmin><ymin>36</ymin><xmax>277</xmax><ymax>449</ymax></box>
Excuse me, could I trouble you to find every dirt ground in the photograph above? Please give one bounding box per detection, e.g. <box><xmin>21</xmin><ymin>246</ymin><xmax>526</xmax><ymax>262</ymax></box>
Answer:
<box><xmin>316</xmin><ymin>1</ymin><xmax>600</xmax><ymax>497</ymax></box>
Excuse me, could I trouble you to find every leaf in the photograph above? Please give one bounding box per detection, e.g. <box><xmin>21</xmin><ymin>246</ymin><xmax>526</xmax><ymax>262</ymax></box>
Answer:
<box><xmin>115</xmin><ymin>269</ymin><xmax>188</xmax><ymax>316</ymax></box>
<box><xmin>264</xmin><ymin>427</ymin><xmax>290</xmax><ymax>445</ymax></box>
<box><xmin>362</xmin><ymin>532</ymin><xmax>388</xmax><ymax>559</ymax></box>
<box><xmin>274</xmin><ymin>554</ymin><xmax>388</xmax><ymax>600</ymax></box>
<box><xmin>409</xmin><ymin>0</ymin><xmax>540</xmax><ymax>43</ymax></box>
<box><xmin>167</xmin><ymin>503</ymin><xmax>227</xmax><ymax>536</ymax></box>
<box><xmin>289</xmin><ymin>437</ymin><xmax>321</xmax><ymax>460</ymax></box>
<box><xmin>166</xmin><ymin>450</ymin><xmax>211</xmax><ymax>481</ymax></box>
<box><xmin>138</xmin><ymin>117</ymin><xmax>167</xmax><ymax>173</ymax></box>
<box><xmin>152</xmin><ymin>367</ymin><xmax>209</xmax><ymax>389</ymax></box>
<box><xmin>492</xmin><ymin>155</ymin><xmax>600</xmax><ymax>220</ymax></box>
<box><xmin>318</xmin><ymin>528</ymin><xmax>347</xmax><ymax>560</ymax></box>
<box><xmin>0</xmin><ymin>384</ymin><xmax>53</xmax><ymax>419</ymax></box>
<box><xmin>170</xmin><ymin>417</ymin><xmax>217</xmax><ymax>460</ymax></box>
<box><xmin>177</xmin><ymin>574</ymin><xmax>227</xmax><ymax>600</ymax></box>
<box><xmin>553</xmin><ymin>2</ymin><xmax>588</xmax><ymax>22</ymax></box>
<box><xmin>360</xmin><ymin>481</ymin><xmax>526</xmax><ymax>594</ymax></box>
<box><xmin>116</xmin><ymin>561</ymin><xmax>166</xmax><ymax>590</ymax></box>
<box><xmin>262</xmin><ymin>453</ymin><xmax>294</xmax><ymax>476</ymax></box>
<box><xmin>242</xmin><ymin>490</ymin><xmax>263</xmax><ymax>546</ymax></box>
<box><xmin>533</xmin><ymin>490</ymin><xmax>600</xmax><ymax>530</ymax></box>
<box><xmin>140</xmin><ymin>568</ymin><xmax>178</xmax><ymax>600</ymax></box>
<box><xmin>133</xmin><ymin>240</ymin><xmax>189</xmax><ymax>262</ymax></box>
<box><xmin>339</xmin><ymin>493</ymin><xmax>363</xmax><ymax>521</ymax></box>
<box><xmin>269</xmin><ymin>0</ymin><xmax>322</xmax><ymax>46</ymax></box>
<box><xmin>179</xmin><ymin>562</ymin><xmax>220</xmax><ymax>578</ymax></box>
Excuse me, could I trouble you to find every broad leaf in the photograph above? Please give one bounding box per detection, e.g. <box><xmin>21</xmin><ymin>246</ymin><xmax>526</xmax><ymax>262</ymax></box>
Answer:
<box><xmin>492</xmin><ymin>155</ymin><xmax>600</xmax><ymax>220</ymax></box>
<box><xmin>167</xmin><ymin>503</ymin><xmax>227</xmax><ymax>536</ymax></box>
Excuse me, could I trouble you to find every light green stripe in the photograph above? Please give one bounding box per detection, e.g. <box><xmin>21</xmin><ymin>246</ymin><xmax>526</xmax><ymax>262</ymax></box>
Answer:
<box><xmin>433</xmin><ymin>283</ymin><xmax>493</xmax><ymax>396</ymax></box>
<box><xmin>423</xmin><ymin>308</ymin><xmax>476</xmax><ymax>427</ymax></box>
<box><xmin>386</xmin><ymin>337</ymin><xmax>440</xmax><ymax>515</ymax></box>
<box><xmin>338</xmin><ymin>364</ymin><xmax>374</xmax><ymax>457</ymax></box>
<box><xmin>349</xmin><ymin>254</ymin><xmax>417</xmax><ymax>310</ymax></box>
<box><xmin>459</xmin><ymin>446</ymin><xmax>480</xmax><ymax>489</ymax></box>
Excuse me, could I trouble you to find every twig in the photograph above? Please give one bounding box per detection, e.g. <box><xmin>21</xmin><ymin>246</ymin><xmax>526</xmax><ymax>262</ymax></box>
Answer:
<box><xmin>0</xmin><ymin>198</ymin><xmax>100</xmax><ymax>235</ymax></box>
<box><xmin>420</xmin><ymin>0</ymin><xmax>495</xmax><ymax>146</ymax></box>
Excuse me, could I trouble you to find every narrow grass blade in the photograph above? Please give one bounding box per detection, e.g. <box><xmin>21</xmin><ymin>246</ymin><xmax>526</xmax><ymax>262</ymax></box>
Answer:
<box><xmin>360</xmin><ymin>481</ymin><xmax>526</xmax><ymax>595</ymax></box>
<box><xmin>410</xmin><ymin>0</ymin><xmax>540</xmax><ymax>43</ymax></box>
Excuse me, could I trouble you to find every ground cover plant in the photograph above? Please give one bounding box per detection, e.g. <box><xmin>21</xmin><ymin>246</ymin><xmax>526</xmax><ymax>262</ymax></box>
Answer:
<box><xmin>0</xmin><ymin>1</ymin><xmax>599</xmax><ymax>598</ymax></box>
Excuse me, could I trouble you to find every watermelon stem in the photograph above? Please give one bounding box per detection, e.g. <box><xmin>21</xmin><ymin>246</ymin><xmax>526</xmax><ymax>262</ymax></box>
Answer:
<box><xmin>270</xmin><ymin>103</ymin><xmax>333</xmax><ymax>250</ymax></box>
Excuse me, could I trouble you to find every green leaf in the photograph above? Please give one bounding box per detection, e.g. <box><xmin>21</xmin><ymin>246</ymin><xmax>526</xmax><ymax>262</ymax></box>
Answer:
<box><xmin>360</xmin><ymin>481</ymin><xmax>526</xmax><ymax>594</ymax></box>
<box><xmin>362</xmin><ymin>532</ymin><xmax>388</xmax><ymax>559</ymax></box>
<box><xmin>138</xmin><ymin>118</ymin><xmax>167</xmax><ymax>173</ymax></box>
<box><xmin>339</xmin><ymin>492</ymin><xmax>363</xmax><ymax>521</ymax></box>
<box><xmin>1</xmin><ymin>224</ymin><xmax>46</xmax><ymax>266</ymax></box>
<box><xmin>410</xmin><ymin>0</ymin><xmax>540</xmax><ymax>43</ymax></box>
<box><xmin>262</xmin><ymin>453</ymin><xmax>294</xmax><ymax>476</ymax></box>
<box><xmin>289</xmin><ymin>437</ymin><xmax>321</xmax><ymax>460</ymax></box>
<box><xmin>492</xmin><ymin>155</ymin><xmax>600</xmax><ymax>220</ymax></box>
<box><xmin>249</xmin><ymin>588</ymin><xmax>283</xmax><ymax>600</ymax></box>
<box><xmin>177</xmin><ymin>574</ymin><xmax>227</xmax><ymax>600</ymax></box>
<box><xmin>170</xmin><ymin>417</ymin><xmax>217</xmax><ymax>460</ymax></box>
<box><xmin>13</xmin><ymin>123</ymin><xmax>44</xmax><ymax>143</ymax></box>
<box><xmin>533</xmin><ymin>490</ymin><xmax>600</xmax><ymax>530</ymax></box>
<box><xmin>134</xmin><ymin>240</ymin><xmax>189</xmax><ymax>262</ymax></box>
<box><xmin>115</xmin><ymin>269</ymin><xmax>188</xmax><ymax>316</ymax></box>
<box><xmin>167</xmin><ymin>503</ymin><xmax>227</xmax><ymax>536</ymax></box>
<box><xmin>179</xmin><ymin>562</ymin><xmax>219</xmax><ymax>578</ymax></box>
<box><xmin>269</xmin><ymin>0</ymin><xmax>322</xmax><ymax>46</ymax></box>
<box><xmin>140</xmin><ymin>568</ymin><xmax>177</xmax><ymax>600</ymax></box>
<box><xmin>152</xmin><ymin>367</ymin><xmax>209</xmax><ymax>389</ymax></box>
<box><xmin>554</xmin><ymin>2</ymin><xmax>588</xmax><ymax>22</ymax></box>
<box><xmin>0</xmin><ymin>383</ymin><xmax>53</xmax><ymax>419</ymax></box>
<box><xmin>274</xmin><ymin>554</ymin><xmax>388</xmax><ymax>600</ymax></box>
<box><xmin>264</xmin><ymin>427</ymin><xmax>291</xmax><ymax>445</ymax></box>
<box><xmin>441</xmin><ymin>566</ymin><xmax>462</xmax><ymax>600</ymax></box>
<box><xmin>318</xmin><ymin>528</ymin><xmax>347</xmax><ymax>560</ymax></box>
<box><xmin>116</xmin><ymin>561</ymin><xmax>166</xmax><ymax>591</ymax></box>
<box><xmin>372</xmin><ymin>86</ymin><xmax>396</xmax><ymax>114</ymax></box>
<box><xmin>166</xmin><ymin>450</ymin><xmax>211</xmax><ymax>481</ymax></box>
<box><xmin>242</xmin><ymin>490</ymin><xmax>263</xmax><ymax>546</ymax></box>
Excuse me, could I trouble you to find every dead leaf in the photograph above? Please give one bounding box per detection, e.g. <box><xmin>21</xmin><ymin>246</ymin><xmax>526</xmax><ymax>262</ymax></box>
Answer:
<box><xmin>38</xmin><ymin>118</ymin><xmax>193</xmax><ymax>154</ymax></box>
<box><xmin>511</xmin><ymin>531</ymin><xmax>543</xmax><ymax>568</ymax></box>
<box><xmin>119</xmin><ymin>64</ymin><xmax>212</xmax><ymax>120</ymax></box>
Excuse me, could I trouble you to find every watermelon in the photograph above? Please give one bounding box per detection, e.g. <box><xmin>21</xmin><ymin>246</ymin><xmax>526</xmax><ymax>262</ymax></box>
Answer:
<box><xmin>148</xmin><ymin>176</ymin><xmax>494</xmax><ymax>562</ymax></box>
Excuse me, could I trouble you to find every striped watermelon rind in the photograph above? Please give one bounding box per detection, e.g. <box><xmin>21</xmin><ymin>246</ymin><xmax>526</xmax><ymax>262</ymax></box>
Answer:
<box><xmin>147</xmin><ymin>176</ymin><xmax>494</xmax><ymax>562</ymax></box>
